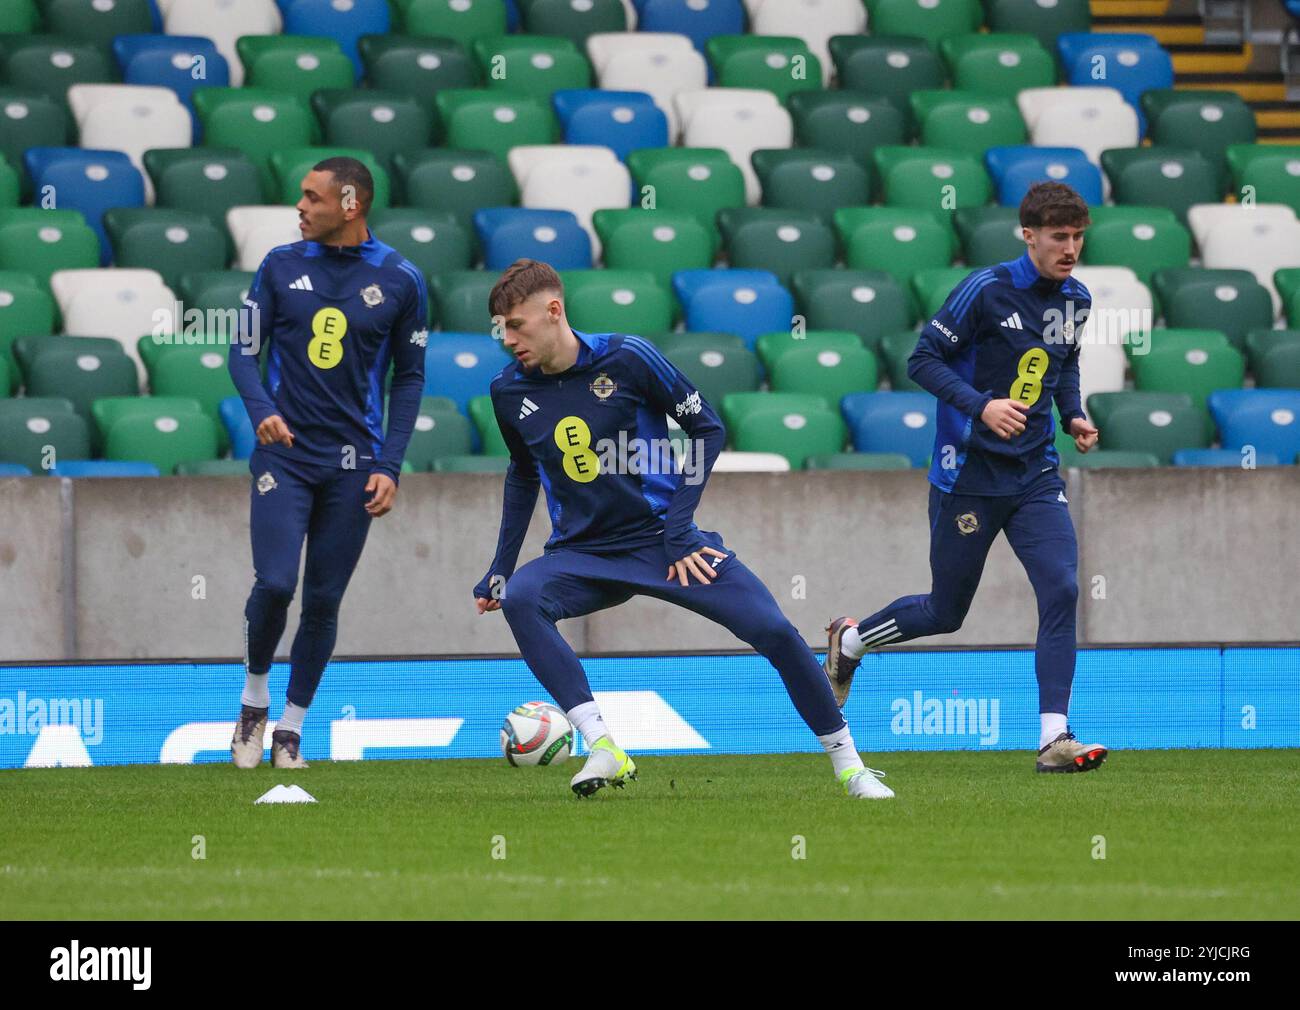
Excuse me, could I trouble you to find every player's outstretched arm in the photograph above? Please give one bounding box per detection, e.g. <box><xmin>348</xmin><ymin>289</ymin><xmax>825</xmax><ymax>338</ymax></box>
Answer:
<box><xmin>473</xmin><ymin>394</ymin><xmax>540</xmax><ymax>612</ymax></box>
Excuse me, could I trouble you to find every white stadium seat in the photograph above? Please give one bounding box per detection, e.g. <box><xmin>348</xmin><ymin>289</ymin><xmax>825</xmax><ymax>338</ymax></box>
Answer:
<box><xmin>68</xmin><ymin>85</ymin><xmax>191</xmax><ymax>203</ymax></box>
<box><xmin>226</xmin><ymin>206</ymin><xmax>301</xmax><ymax>271</ymax></box>
<box><xmin>164</xmin><ymin>0</ymin><xmax>282</xmax><ymax>88</ymax></box>
<box><xmin>711</xmin><ymin>451</ymin><xmax>792</xmax><ymax>473</ymax></box>
<box><xmin>1185</xmin><ymin>202</ymin><xmax>1297</xmax><ymax>252</ymax></box>
<box><xmin>508</xmin><ymin>146</ymin><xmax>632</xmax><ymax>259</ymax></box>
<box><xmin>1016</xmin><ymin>86</ymin><xmax>1126</xmax><ymax>131</ymax></box>
<box><xmin>48</xmin><ymin>267</ymin><xmax>168</xmax><ymax>318</ymax></box>
<box><xmin>752</xmin><ymin>0</ymin><xmax>867</xmax><ymax>83</ymax></box>
<box><xmin>587</xmin><ymin>32</ymin><xmax>706</xmax><ymax>141</ymax></box>
<box><xmin>1198</xmin><ymin>214</ymin><xmax>1300</xmax><ymax>318</ymax></box>
<box><xmin>1071</xmin><ymin>265</ymin><xmax>1153</xmax><ymax>374</ymax></box>
<box><xmin>52</xmin><ymin>268</ymin><xmax>176</xmax><ymax>387</ymax></box>
<box><xmin>675</xmin><ymin>89</ymin><xmax>792</xmax><ymax>204</ymax></box>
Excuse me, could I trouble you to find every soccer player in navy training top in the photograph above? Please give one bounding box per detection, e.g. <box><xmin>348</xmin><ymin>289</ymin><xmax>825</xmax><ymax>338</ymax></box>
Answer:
<box><xmin>227</xmin><ymin>157</ymin><xmax>427</xmax><ymax>769</ymax></box>
<box><xmin>474</xmin><ymin>260</ymin><xmax>893</xmax><ymax>799</ymax></box>
<box><xmin>823</xmin><ymin>182</ymin><xmax>1110</xmax><ymax>775</ymax></box>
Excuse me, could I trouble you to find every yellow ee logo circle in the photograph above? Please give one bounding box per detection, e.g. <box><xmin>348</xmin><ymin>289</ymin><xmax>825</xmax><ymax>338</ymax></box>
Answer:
<box><xmin>1008</xmin><ymin>347</ymin><xmax>1049</xmax><ymax>407</ymax></box>
<box><xmin>554</xmin><ymin>415</ymin><xmax>600</xmax><ymax>483</ymax></box>
<box><xmin>307</xmin><ymin>307</ymin><xmax>348</xmax><ymax>369</ymax></box>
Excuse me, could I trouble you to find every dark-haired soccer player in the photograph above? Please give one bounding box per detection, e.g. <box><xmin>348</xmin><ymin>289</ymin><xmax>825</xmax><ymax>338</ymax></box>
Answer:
<box><xmin>824</xmin><ymin>182</ymin><xmax>1110</xmax><ymax>774</ymax></box>
<box><xmin>475</xmin><ymin>259</ymin><xmax>893</xmax><ymax>799</ymax></box>
<box><xmin>227</xmin><ymin>157</ymin><xmax>427</xmax><ymax>769</ymax></box>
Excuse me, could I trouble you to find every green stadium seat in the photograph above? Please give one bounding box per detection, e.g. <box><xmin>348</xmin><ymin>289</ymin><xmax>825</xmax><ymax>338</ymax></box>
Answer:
<box><xmin>1141</xmin><ymin>90</ymin><xmax>1256</xmax><ymax>192</ymax></box>
<box><xmin>239</xmin><ymin>35</ymin><xmax>355</xmax><ymax>107</ymax></box>
<box><xmin>660</xmin><ymin>341</ymin><xmax>761</xmax><ymax>410</ymax></box>
<box><xmin>471</xmin><ymin>35</ymin><xmax>591</xmax><ymax>97</ymax></box>
<box><xmin>939</xmin><ymin>32</ymin><xmax>1056</xmax><ymax>99</ymax></box>
<box><xmin>722</xmin><ymin>392</ymin><xmax>847</xmax><ymax>468</ymax></box>
<box><xmin>752</xmin><ymin>149</ymin><xmax>872</xmax><ymax>222</ymax></box>
<box><xmin>1150</xmin><ymin>268</ymin><xmax>1274</xmax><ymax>351</ymax></box>
<box><xmin>393</xmin><ymin>149</ymin><xmax>516</xmax><ymax>234</ymax></box>
<box><xmin>912</xmin><ymin>266</ymin><xmax>982</xmax><ymax>319</ymax></box>
<box><xmin>593</xmin><ymin>209</ymin><xmax>717</xmax><ymax>290</ymax></box>
<box><xmin>148</xmin><ymin>347</ymin><xmax>240</xmax><ymax>419</ymax></box>
<box><xmin>1226</xmin><ymin>144</ymin><xmax>1300</xmax><ymax>215</ymax></box>
<box><xmin>175</xmin><ymin>459</ymin><xmax>251</xmax><ymax>476</ymax></box>
<box><xmin>401</xmin><ymin>0</ymin><xmax>508</xmax><ymax>46</ymax></box>
<box><xmin>769</xmin><ymin>342</ymin><xmax>879</xmax><ymax>409</ymax></box>
<box><xmin>404</xmin><ymin>400</ymin><xmax>475</xmax><ymax>470</ymax></box>
<box><xmin>0</xmin><ymin>0</ymin><xmax>39</xmax><ymax>32</ymax></box>
<box><xmin>269</xmin><ymin>146</ymin><xmax>391</xmax><ymax>209</ymax></box>
<box><xmin>865</xmin><ymin>0</ymin><xmax>984</xmax><ymax>47</ymax></box>
<box><xmin>23</xmin><ymin>344</ymin><xmax>138</xmax><ymax>420</ymax></box>
<box><xmin>311</xmin><ymin>90</ymin><xmax>434</xmax><ymax>171</ymax></box>
<box><xmin>984</xmin><ymin>0</ymin><xmax>1090</xmax><ymax>52</ymax></box>
<box><xmin>519</xmin><ymin>0</ymin><xmax>627</xmax><ymax>45</ymax></box>
<box><xmin>873</xmin><ymin>145</ymin><xmax>992</xmax><ymax>214</ymax></box>
<box><xmin>370</xmin><ymin>209</ymin><xmax>472</xmax><ymax>282</ymax></box>
<box><xmin>0</xmin><ymin>401</ymin><xmax>90</xmax><ymax>472</ymax></box>
<box><xmin>878</xmin><ymin>329</ymin><xmax>925</xmax><ymax>391</ymax></box>
<box><xmin>1086</xmin><ymin>391</ymin><xmax>1194</xmax><ymax>430</ymax></box>
<box><xmin>358</xmin><ymin>35</ymin><xmax>479</xmax><ymax>113</ymax></box>
<box><xmin>13</xmin><ymin>334</ymin><xmax>125</xmax><ymax>386</ymax></box>
<box><xmin>468</xmin><ymin>393</ymin><xmax>510</xmax><ymax>456</ymax></box>
<box><xmin>706</xmin><ymin>35</ymin><xmax>823</xmax><ymax>105</ymax></box>
<box><xmin>953</xmin><ymin>205</ymin><xmax>1024</xmax><ymax>265</ymax></box>
<box><xmin>1101</xmin><ymin>401</ymin><xmax>1211</xmax><ymax>464</ymax></box>
<box><xmin>716</xmin><ymin>208</ymin><xmax>836</xmax><ymax>287</ymax></box>
<box><xmin>0</xmin><ymin>355</ymin><xmax>13</xmax><ymax>397</ymax></box>
<box><xmin>1132</xmin><ymin>344</ymin><xmax>1246</xmax><ymax>409</ymax></box>
<box><xmin>1065</xmin><ymin>450</ymin><xmax>1161</xmax><ymax>469</ymax></box>
<box><xmin>756</xmin><ymin>329</ymin><xmax>862</xmax><ymax>371</ymax></box>
<box><xmin>1099</xmin><ymin>147</ymin><xmax>1222</xmax><ymax>226</ymax></box>
<box><xmin>103</xmin><ymin>408</ymin><xmax>219</xmax><ymax>474</ymax></box>
<box><xmin>805</xmin><ymin>451</ymin><xmax>913</xmax><ymax>470</ymax></box>
<box><xmin>625</xmin><ymin>147</ymin><xmax>746</xmax><ymax>236</ymax></box>
<box><xmin>1276</xmin><ymin>268</ymin><xmax>1300</xmax><ymax>325</ymax></box>
<box><xmin>1139</xmin><ymin>327</ymin><xmax>1232</xmax><ymax>359</ymax></box>
<box><xmin>0</xmin><ymin>37</ymin><xmax>114</xmax><ymax>111</ymax></box>
<box><xmin>787</xmin><ymin>93</ymin><xmax>907</xmax><ymax>182</ymax></box>
<box><xmin>193</xmin><ymin>88</ymin><xmax>320</xmax><ymax>198</ymax></box>
<box><xmin>909</xmin><ymin>90</ymin><xmax>1026</xmax><ymax>157</ymax></box>
<box><xmin>834</xmin><ymin>206</ymin><xmax>957</xmax><ymax>286</ymax></box>
<box><xmin>175</xmin><ymin>270</ymin><xmax>255</xmax><ymax>315</ymax></box>
<box><xmin>560</xmin><ymin>270</ymin><xmax>675</xmax><ymax>335</ymax></box>
<box><xmin>0</xmin><ymin>272</ymin><xmax>56</xmax><ymax>392</ymax></box>
<box><xmin>828</xmin><ymin>37</ymin><xmax>946</xmax><ymax>129</ymax></box>
<box><xmin>103</xmin><ymin>209</ymin><xmax>227</xmax><ymax>290</ymax></box>
<box><xmin>790</xmin><ymin>270</ymin><xmax>915</xmax><ymax>353</ymax></box>
<box><xmin>432</xmin><ymin>454</ymin><xmax>510</xmax><ymax>473</ymax></box>
<box><xmin>0</xmin><ymin>90</ymin><xmax>73</xmax><ymax>199</ymax></box>
<box><xmin>91</xmin><ymin>395</ymin><xmax>204</xmax><ymax>446</ymax></box>
<box><xmin>647</xmin><ymin>331</ymin><xmax>745</xmax><ymax>355</ymax></box>
<box><xmin>432</xmin><ymin>270</ymin><xmax>497</xmax><ymax>331</ymax></box>
<box><xmin>1247</xmin><ymin>330</ymin><xmax>1300</xmax><ymax>388</ymax></box>
<box><xmin>44</xmin><ymin>0</ymin><xmax>153</xmax><ymax>45</ymax></box>
<box><xmin>434</xmin><ymin>90</ymin><xmax>558</xmax><ymax>160</ymax></box>
<box><xmin>142</xmin><ymin>149</ymin><xmax>266</xmax><ymax>252</ymax></box>
<box><xmin>1082</xmin><ymin>215</ymin><xmax>1191</xmax><ymax>288</ymax></box>
<box><xmin>0</xmin><ymin>208</ymin><xmax>100</xmax><ymax>287</ymax></box>
<box><xmin>0</xmin><ymin>156</ymin><xmax>17</xmax><ymax>209</ymax></box>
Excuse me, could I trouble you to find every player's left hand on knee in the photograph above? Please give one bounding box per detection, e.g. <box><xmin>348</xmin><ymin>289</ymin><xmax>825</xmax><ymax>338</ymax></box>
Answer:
<box><xmin>1068</xmin><ymin>417</ymin><xmax>1100</xmax><ymax>454</ymax></box>
<box><xmin>364</xmin><ymin>472</ymin><xmax>397</xmax><ymax>517</ymax></box>
<box><xmin>667</xmin><ymin>547</ymin><xmax>729</xmax><ymax>586</ymax></box>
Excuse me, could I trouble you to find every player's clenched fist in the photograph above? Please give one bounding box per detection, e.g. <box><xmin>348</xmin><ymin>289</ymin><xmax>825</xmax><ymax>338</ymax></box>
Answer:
<box><xmin>256</xmin><ymin>414</ymin><xmax>295</xmax><ymax>447</ymax></box>
<box><xmin>981</xmin><ymin>398</ymin><xmax>1029</xmax><ymax>440</ymax></box>
<box><xmin>1068</xmin><ymin>416</ymin><xmax>1100</xmax><ymax>453</ymax></box>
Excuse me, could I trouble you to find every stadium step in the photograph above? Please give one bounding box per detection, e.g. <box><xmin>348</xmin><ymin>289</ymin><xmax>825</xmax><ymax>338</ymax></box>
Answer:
<box><xmin>1088</xmin><ymin>15</ymin><xmax>1205</xmax><ymax>46</ymax></box>
<box><xmin>1168</xmin><ymin>43</ymin><xmax>1255</xmax><ymax>76</ymax></box>
<box><xmin>1089</xmin><ymin>0</ymin><xmax>1173</xmax><ymax>16</ymax></box>
<box><xmin>1175</xmin><ymin>75</ymin><xmax>1286</xmax><ymax>103</ymax></box>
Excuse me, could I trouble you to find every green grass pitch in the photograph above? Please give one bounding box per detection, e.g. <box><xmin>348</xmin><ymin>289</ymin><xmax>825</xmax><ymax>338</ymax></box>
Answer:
<box><xmin>2</xmin><ymin>750</ymin><xmax>1296</xmax><ymax>920</ymax></box>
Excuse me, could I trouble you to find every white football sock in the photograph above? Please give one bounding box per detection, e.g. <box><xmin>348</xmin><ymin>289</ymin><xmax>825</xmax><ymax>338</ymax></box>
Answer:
<box><xmin>1040</xmin><ymin>712</ymin><xmax>1068</xmax><ymax>750</ymax></box>
<box><xmin>840</xmin><ymin>625</ymin><xmax>866</xmax><ymax>659</ymax></box>
<box><xmin>278</xmin><ymin>701</ymin><xmax>308</xmax><ymax>737</ymax></box>
<box><xmin>566</xmin><ymin>701</ymin><xmax>611</xmax><ymax>751</ymax></box>
<box><xmin>818</xmin><ymin>724</ymin><xmax>865</xmax><ymax>777</ymax></box>
<box><xmin>241</xmin><ymin>672</ymin><xmax>270</xmax><ymax>710</ymax></box>
<box><xmin>847</xmin><ymin>617</ymin><xmax>901</xmax><ymax>657</ymax></box>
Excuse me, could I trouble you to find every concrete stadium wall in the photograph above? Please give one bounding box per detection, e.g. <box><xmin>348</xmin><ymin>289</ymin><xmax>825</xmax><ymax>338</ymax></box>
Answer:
<box><xmin>0</xmin><ymin>468</ymin><xmax>1296</xmax><ymax>662</ymax></box>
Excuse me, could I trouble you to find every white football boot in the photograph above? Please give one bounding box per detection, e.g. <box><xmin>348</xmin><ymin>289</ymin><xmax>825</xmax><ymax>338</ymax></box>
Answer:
<box><xmin>570</xmin><ymin>737</ymin><xmax>637</xmax><ymax>797</ymax></box>
<box><xmin>840</xmin><ymin>765</ymin><xmax>894</xmax><ymax>799</ymax></box>
<box><xmin>230</xmin><ymin>704</ymin><xmax>268</xmax><ymax>769</ymax></box>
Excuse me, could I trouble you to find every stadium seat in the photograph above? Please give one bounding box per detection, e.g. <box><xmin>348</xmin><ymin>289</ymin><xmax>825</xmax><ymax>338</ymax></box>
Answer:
<box><xmin>873</xmin><ymin>146</ymin><xmax>992</xmax><ymax>215</ymax></box>
<box><xmin>834</xmin><ymin>207</ymin><xmax>957</xmax><ymax>287</ymax></box>
<box><xmin>114</xmin><ymin>36</ymin><xmax>230</xmax><ymax>140</ymax></box>
<box><xmin>0</xmin><ymin>0</ymin><xmax>39</xmax><ymax>32</ymax></box>
<box><xmin>1082</xmin><ymin>214</ymin><xmax>1191</xmax><ymax>287</ymax></box>
<box><xmin>1071</xmin><ymin>265</ymin><xmax>1153</xmax><ymax>352</ymax></box>
<box><xmin>756</xmin><ymin>328</ymin><xmax>861</xmax><ymax>371</ymax></box>
<box><xmin>552</xmin><ymin>90</ymin><xmax>668</xmax><ymax>162</ymax></box>
<box><xmin>910</xmin><ymin>90</ymin><xmax>1027</xmax><ymax>158</ymax></box>
<box><xmin>593</xmin><ymin>209</ymin><xmax>716</xmax><ymax>289</ymax></box>
<box><xmin>369</xmin><ymin>209</ymin><xmax>471</xmax><ymax>283</ymax></box>
<box><xmin>560</xmin><ymin>269</ymin><xmax>674</xmax><ymax>335</ymax></box>
<box><xmin>434</xmin><ymin>90</ymin><xmax>558</xmax><ymax>161</ymax></box>
<box><xmin>474</xmin><ymin>207</ymin><xmax>593</xmax><ymax>271</ymax></box>
<box><xmin>473</xmin><ymin>35</ymin><xmax>592</xmax><ymax>98</ymax></box>
<box><xmin>193</xmin><ymin>89</ymin><xmax>320</xmax><ymax>199</ymax></box>
<box><xmin>1141</xmin><ymin>90</ymin><xmax>1256</xmax><ymax>192</ymax></box>
<box><xmin>1065</xmin><ymin>450</ymin><xmax>1160</xmax><ymax>469</ymax></box>
<box><xmin>1099</xmin><ymin>148</ymin><xmax>1222</xmax><ymax>227</ymax></box>
<box><xmin>0</xmin><ymin>91</ymin><xmax>73</xmax><ymax>200</ymax></box>
<box><xmin>1225</xmin><ymin>144</ymin><xmax>1300</xmax><ymax>216</ymax></box>
<box><xmin>723</xmin><ymin>391</ymin><xmax>846</xmax><ymax>468</ymax></box>
<box><xmin>984</xmin><ymin>0</ymin><xmax>1090</xmax><ymax>53</ymax></box>
<box><xmin>911</xmin><ymin>266</ymin><xmax>981</xmax><ymax>319</ymax></box>
<box><xmin>1277</xmin><ymin>268</ymin><xmax>1300</xmax><ymax>325</ymax></box>
<box><xmin>984</xmin><ymin>146</ymin><xmax>1102</xmax><ymax>208</ymax></box>
<box><xmin>705</xmin><ymin>35</ymin><xmax>824</xmax><ymax>101</ymax></box>
<box><xmin>625</xmin><ymin>147</ymin><xmax>746</xmax><ymax>235</ymax></box>
<box><xmin>432</xmin><ymin>454</ymin><xmax>511</xmax><ymax>473</ymax></box>
<box><xmin>1017</xmin><ymin>87</ymin><xmax>1138</xmax><ymax>172</ymax></box>
<box><xmin>357</xmin><ymin>35</ymin><xmax>478</xmax><ymax>114</ymax></box>
<box><xmin>750</xmin><ymin>0</ymin><xmax>866</xmax><ymax>75</ymax></box>
<box><xmin>468</xmin><ymin>393</ymin><xmax>510</xmax><ymax>455</ymax></box>
<box><xmin>1246</xmin><ymin>329</ymin><xmax>1300</xmax><ymax>388</ymax></box>
<box><xmin>175</xmin><ymin>458</ymin><xmax>250</xmax><ymax>476</ymax></box>
<box><xmin>22</xmin><ymin>149</ymin><xmax>144</xmax><ymax>264</ymax></box>
<box><xmin>46</xmin><ymin>459</ymin><xmax>159</xmax><ymax>477</ymax></box>
<box><xmin>673</xmin><ymin>269</ymin><xmax>794</xmax><ymax>350</ymax></box>
<box><xmin>403</xmin><ymin>400</ymin><xmax>475</xmax><ymax>470</ymax></box>
<box><xmin>939</xmin><ymin>32</ymin><xmax>1056</xmax><ymax>99</ymax></box>
<box><xmin>1196</xmin><ymin>209</ymin><xmax>1300</xmax><ymax>318</ymax></box>
<box><xmin>1137</xmin><ymin>326</ymin><xmax>1232</xmax><ymax>360</ymax></box>
<box><xmin>520</xmin><ymin>0</ymin><xmax>628</xmax><ymax>44</ymax></box>
<box><xmin>868</xmin><ymin>0</ymin><xmax>983</xmax><ymax>45</ymax></box>
<box><xmin>1171</xmin><ymin>448</ymin><xmax>1281</xmax><ymax>468</ymax></box>
<box><xmin>0</xmin><ymin>37</ymin><xmax>115</xmax><ymax>110</ymax></box>
<box><xmin>648</xmin><ymin>330</ymin><xmax>745</xmax><ymax>355</ymax></box>
<box><xmin>240</xmin><ymin>35</ymin><xmax>356</xmax><ymax>106</ymax></box>
<box><xmin>1132</xmin><ymin>343</ymin><xmax>1245</xmax><ymax>409</ymax></box>
<box><xmin>226</xmin><ymin>206</ymin><xmax>301</xmax><ymax>271</ymax></box>
<box><xmin>877</xmin><ymin>330</ymin><xmax>924</xmax><ymax>391</ymax></box>
<box><xmin>394</xmin><ymin>149</ymin><xmax>516</xmax><ymax>236</ymax></box>
<box><xmin>715</xmin><ymin>208</ymin><xmax>836</xmax><ymax>287</ymax></box>
<box><xmin>0</xmin><ymin>403</ymin><xmax>91</xmax><ymax>472</ymax></box>
<box><xmin>1208</xmin><ymin>389</ymin><xmax>1300</xmax><ymax>464</ymax></box>
<box><xmin>311</xmin><ymin>90</ymin><xmax>433</xmax><ymax>173</ymax></box>
<box><xmin>143</xmin><ymin>149</ymin><xmax>265</xmax><ymax>252</ymax></box>
<box><xmin>53</xmin><ymin>269</ymin><xmax>174</xmax><ymax>385</ymax></box>
<box><xmin>751</xmin><ymin>148</ymin><xmax>871</xmax><ymax>222</ymax></box>
<box><xmin>659</xmin><ymin>339</ymin><xmax>761</xmax><ymax>409</ymax></box>
<box><xmin>790</xmin><ymin>270</ymin><xmax>914</xmax><ymax>353</ymax></box>
<box><xmin>270</xmin><ymin>147</ymin><xmax>391</xmax><ymax>209</ymax></box>
<box><xmin>828</xmin><ymin>37</ymin><xmax>946</xmax><ymax>129</ymax></box>
<box><xmin>508</xmin><ymin>145</ymin><xmax>631</xmax><ymax>256</ymax></box>
<box><xmin>431</xmin><ymin>270</ymin><xmax>498</xmax><ymax>331</ymax></box>
<box><xmin>23</xmin><ymin>344</ymin><xmax>139</xmax><ymax>418</ymax></box>
<box><xmin>149</xmin><ymin>346</ymin><xmax>240</xmax><ymax>421</ymax></box>
<box><xmin>805</xmin><ymin>451</ymin><xmax>912</xmax><ymax>470</ymax></box>
<box><xmin>1093</xmin><ymin>401</ymin><xmax>1210</xmax><ymax>464</ymax></box>
<box><xmin>1056</xmin><ymin>32</ymin><xmax>1172</xmax><ymax>135</ymax></box>
<box><xmin>787</xmin><ymin>93</ymin><xmax>907</xmax><ymax>185</ymax></box>
<box><xmin>585</xmin><ymin>32</ymin><xmax>707</xmax><ymax>142</ymax></box>
<box><xmin>0</xmin><ymin>274</ymin><xmax>55</xmax><ymax>392</ymax></box>
<box><xmin>841</xmin><ymin>390</ymin><xmax>936</xmax><ymax>466</ymax></box>
<box><xmin>1186</xmin><ymin>203</ymin><xmax>1297</xmax><ymax>252</ymax></box>
<box><xmin>401</xmin><ymin>0</ymin><xmax>508</xmax><ymax>45</ymax></box>
<box><xmin>282</xmin><ymin>0</ymin><xmax>390</xmax><ymax>77</ymax></box>
<box><xmin>675</xmin><ymin>89</ymin><xmax>792</xmax><ymax>204</ymax></box>
<box><xmin>953</xmin><ymin>206</ymin><xmax>1024</xmax><ymax>266</ymax></box>
<box><xmin>102</xmin><ymin>406</ymin><xmax>218</xmax><ymax>474</ymax></box>
<box><xmin>103</xmin><ymin>209</ymin><xmax>226</xmax><ymax>290</ymax></box>
<box><xmin>219</xmin><ymin>395</ymin><xmax>256</xmax><ymax>459</ymax></box>
<box><xmin>0</xmin><ymin>209</ymin><xmax>101</xmax><ymax>289</ymax></box>
<box><xmin>422</xmin><ymin>332</ymin><xmax>512</xmax><ymax>413</ymax></box>
<box><xmin>637</xmin><ymin>0</ymin><xmax>745</xmax><ymax>54</ymax></box>
<box><xmin>66</xmin><ymin>85</ymin><xmax>191</xmax><ymax>200</ymax></box>
<box><xmin>163</xmin><ymin>0</ymin><xmax>283</xmax><ymax>87</ymax></box>
<box><xmin>1150</xmin><ymin>268</ymin><xmax>1274</xmax><ymax>351</ymax></box>
<box><xmin>766</xmin><ymin>339</ymin><xmax>879</xmax><ymax>408</ymax></box>
<box><xmin>13</xmin><ymin>333</ymin><xmax>125</xmax><ymax>383</ymax></box>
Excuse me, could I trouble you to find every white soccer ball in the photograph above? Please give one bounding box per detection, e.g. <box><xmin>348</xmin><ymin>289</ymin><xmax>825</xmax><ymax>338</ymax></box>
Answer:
<box><xmin>500</xmin><ymin>701</ymin><xmax>574</xmax><ymax>766</ymax></box>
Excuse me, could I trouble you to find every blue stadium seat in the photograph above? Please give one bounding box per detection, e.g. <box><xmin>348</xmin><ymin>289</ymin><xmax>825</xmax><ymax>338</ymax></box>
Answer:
<box><xmin>113</xmin><ymin>35</ymin><xmax>230</xmax><ymax>141</ymax></box>
<box><xmin>1171</xmin><ymin>448</ymin><xmax>1282</xmax><ymax>467</ymax></box>
<box><xmin>671</xmin><ymin>269</ymin><xmax>793</xmax><ymax>351</ymax></box>
<box><xmin>842</xmin><ymin>390</ymin><xmax>937</xmax><ymax>466</ymax></box>
<box><xmin>638</xmin><ymin>0</ymin><xmax>746</xmax><ymax>54</ymax></box>
<box><xmin>474</xmin><ymin>208</ymin><xmax>594</xmax><ymax>270</ymax></box>
<box><xmin>984</xmin><ymin>146</ymin><xmax>1103</xmax><ymax>207</ymax></box>
<box><xmin>423</xmin><ymin>332</ymin><xmax>514</xmax><ymax>414</ymax></box>
<box><xmin>0</xmin><ymin>463</ymin><xmax>32</xmax><ymax>477</ymax></box>
<box><xmin>1207</xmin><ymin>388</ymin><xmax>1300</xmax><ymax>464</ymax></box>
<box><xmin>22</xmin><ymin>148</ymin><xmax>145</xmax><ymax>264</ymax></box>
<box><xmin>552</xmin><ymin>90</ymin><xmax>669</xmax><ymax>162</ymax></box>
<box><xmin>283</xmin><ymin>0</ymin><xmax>391</xmax><ymax>79</ymax></box>
<box><xmin>49</xmin><ymin>460</ymin><xmax>162</xmax><ymax>477</ymax></box>
<box><xmin>1056</xmin><ymin>33</ymin><xmax>1173</xmax><ymax>135</ymax></box>
<box><xmin>219</xmin><ymin>395</ymin><xmax>256</xmax><ymax>460</ymax></box>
